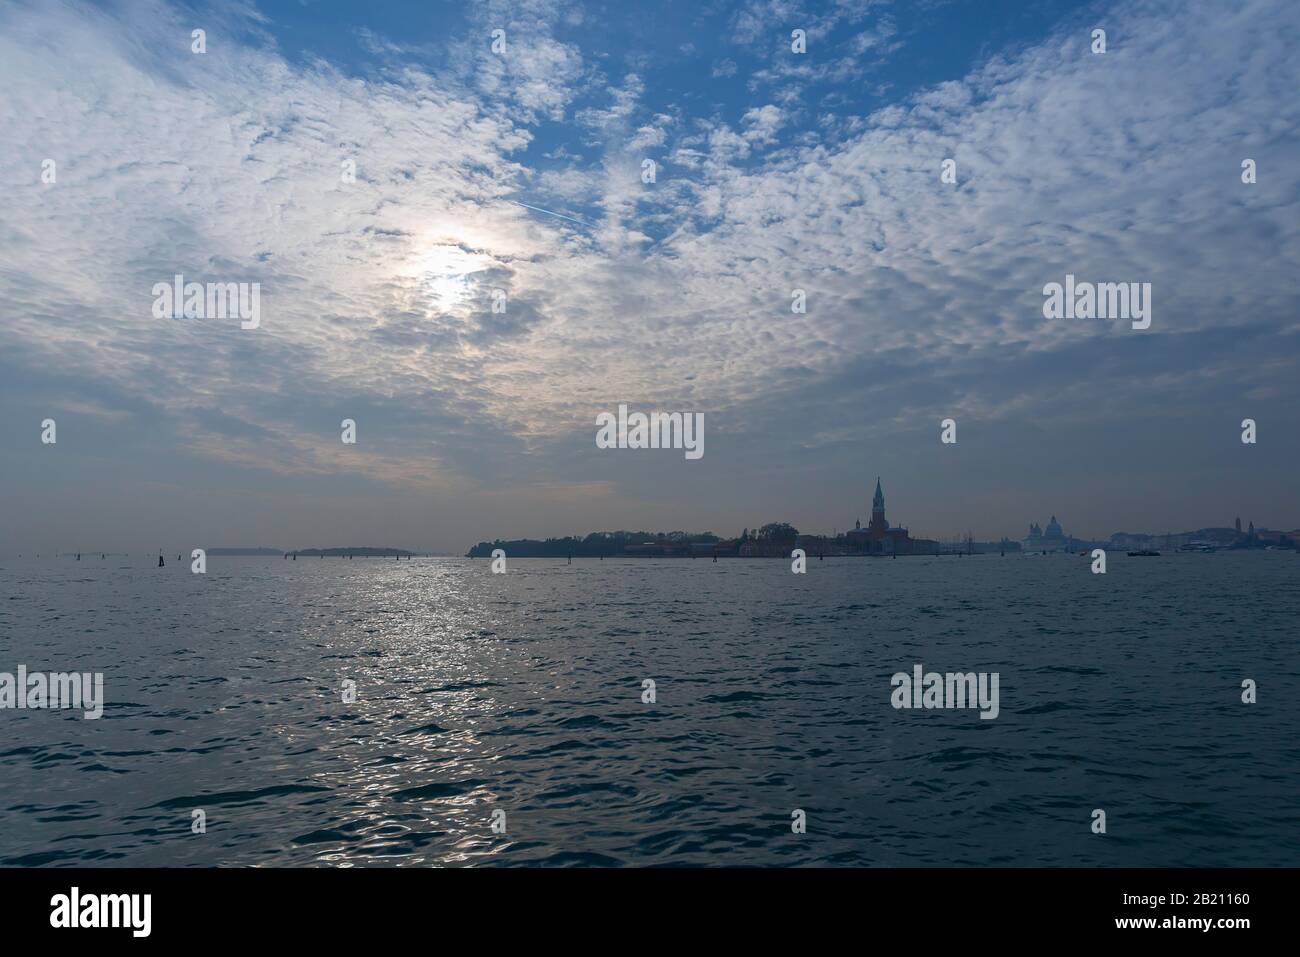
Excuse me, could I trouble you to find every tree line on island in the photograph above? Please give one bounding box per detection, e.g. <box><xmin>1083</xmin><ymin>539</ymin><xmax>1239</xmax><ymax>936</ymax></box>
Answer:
<box><xmin>466</xmin><ymin>525</ymin><xmax>803</xmax><ymax>558</ymax></box>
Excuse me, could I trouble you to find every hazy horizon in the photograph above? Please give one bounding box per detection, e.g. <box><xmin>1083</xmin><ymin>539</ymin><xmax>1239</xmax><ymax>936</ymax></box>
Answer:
<box><xmin>4</xmin><ymin>0</ymin><xmax>1298</xmax><ymax>555</ymax></box>
<box><xmin>5</xmin><ymin>486</ymin><xmax>1294</xmax><ymax>557</ymax></box>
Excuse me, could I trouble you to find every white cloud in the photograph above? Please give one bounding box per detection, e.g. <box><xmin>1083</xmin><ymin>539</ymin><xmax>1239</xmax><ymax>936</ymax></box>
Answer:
<box><xmin>2</xmin><ymin>0</ymin><xmax>1299</xmax><ymax>547</ymax></box>
<box><xmin>741</xmin><ymin>104</ymin><xmax>786</xmax><ymax>144</ymax></box>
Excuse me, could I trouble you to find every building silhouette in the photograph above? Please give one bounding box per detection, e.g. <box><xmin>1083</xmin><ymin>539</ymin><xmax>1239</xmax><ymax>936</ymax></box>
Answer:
<box><xmin>843</xmin><ymin>478</ymin><xmax>934</xmax><ymax>554</ymax></box>
<box><xmin>1023</xmin><ymin>515</ymin><xmax>1075</xmax><ymax>553</ymax></box>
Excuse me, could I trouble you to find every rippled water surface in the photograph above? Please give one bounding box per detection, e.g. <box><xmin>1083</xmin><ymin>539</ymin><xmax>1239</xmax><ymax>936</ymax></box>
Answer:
<box><xmin>1</xmin><ymin>553</ymin><xmax>1297</xmax><ymax>866</ymax></box>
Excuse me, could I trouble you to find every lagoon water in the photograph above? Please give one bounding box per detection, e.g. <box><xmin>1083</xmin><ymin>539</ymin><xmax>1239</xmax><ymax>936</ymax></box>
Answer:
<box><xmin>1</xmin><ymin>552</ymin><xmax>1297</xmax><ymax>867</ymax></box>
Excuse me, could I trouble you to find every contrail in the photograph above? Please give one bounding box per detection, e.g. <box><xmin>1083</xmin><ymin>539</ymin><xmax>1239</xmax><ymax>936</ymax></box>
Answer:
<box><xmin>510</xmin><ymin>200</ymin><xmax>596</xmax><ymax>229</ymax></box>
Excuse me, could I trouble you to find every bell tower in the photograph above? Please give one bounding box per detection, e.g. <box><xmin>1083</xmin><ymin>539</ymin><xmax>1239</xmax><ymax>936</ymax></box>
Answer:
<box><xmin>870</xmin><ymin>477</ymin><xmax>888</xmax><ymax>535</ymax></box>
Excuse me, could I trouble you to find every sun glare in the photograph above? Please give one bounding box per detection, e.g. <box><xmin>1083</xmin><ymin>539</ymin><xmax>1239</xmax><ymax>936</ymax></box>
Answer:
<box><xmin>416</xmin><ymin>243</ymin><xmax>491</xmax><ymax>312</ymax></box>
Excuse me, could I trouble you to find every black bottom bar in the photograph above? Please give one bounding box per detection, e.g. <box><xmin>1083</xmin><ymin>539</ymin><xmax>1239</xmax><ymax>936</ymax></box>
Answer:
<box><xmin>0</xmin><ymin>867</ymin><xmax>1284</xmax><ymax>943</ymax></box>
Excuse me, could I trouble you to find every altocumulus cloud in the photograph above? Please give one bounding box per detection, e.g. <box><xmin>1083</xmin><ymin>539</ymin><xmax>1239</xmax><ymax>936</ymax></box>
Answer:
<box><xmin>1</xmin><ymin>0</ymin><xmax>1298</xmax><ymax>547</ymax></box>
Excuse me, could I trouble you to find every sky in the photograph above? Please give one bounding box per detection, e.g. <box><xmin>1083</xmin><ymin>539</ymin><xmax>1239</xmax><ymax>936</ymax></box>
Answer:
<box><xmin>1</xmin><ymin>0</ymin><xmax>1298</xmax><ymax>554</ymax></box>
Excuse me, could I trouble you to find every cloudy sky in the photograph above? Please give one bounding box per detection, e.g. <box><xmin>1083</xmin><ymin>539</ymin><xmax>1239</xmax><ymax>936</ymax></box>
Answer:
<box><xmin>2</xmin><ymin>0</ymin><xmax>1298</xmax><ymax>554</ymax></box>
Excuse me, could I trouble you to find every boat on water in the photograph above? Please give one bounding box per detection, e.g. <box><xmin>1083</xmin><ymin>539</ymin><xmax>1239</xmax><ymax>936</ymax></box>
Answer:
<box><xmin>1127</xmin><ymin>549</ymin><xmax>1161</xmax><ymax>557</ymax></box>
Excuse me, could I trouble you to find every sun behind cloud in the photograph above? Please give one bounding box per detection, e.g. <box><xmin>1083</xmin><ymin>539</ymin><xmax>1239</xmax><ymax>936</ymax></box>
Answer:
<box><xmin>414</xmin><ymin>243</ymin><xmax>495</xmax><ymax>313</ymax></box>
